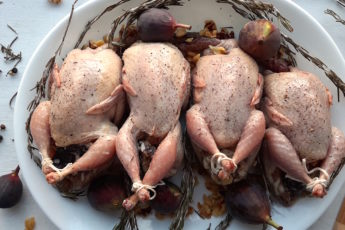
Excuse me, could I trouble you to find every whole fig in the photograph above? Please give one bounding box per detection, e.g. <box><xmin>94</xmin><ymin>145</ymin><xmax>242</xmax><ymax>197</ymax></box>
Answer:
<box><xmin>87</xmin><ymin>174</ymin><xmax>126</xmax><ymax>212</ymax></box>
<box><xmin>225</xmin><ymin>178</ymin><xmax>283</xmax><ymax>229</ymax></box>
<box><xmin>0</xmin><ymin>166</ymin><xmax>23</xmax><ymax>208</ymax></box>
<box><xmin>150</xmin><ymin>181</ymin><xmax>182</xmax><ymax>214</ymax></box>
<box><xmin>239</xmin><ymin>19</ymin><xmax>281</xmax><ymax>62</ymax></box>
<box><xmin>137</xmin><ymin>8</ymin><xmax>191</xmax><ymax>42</ymax></box>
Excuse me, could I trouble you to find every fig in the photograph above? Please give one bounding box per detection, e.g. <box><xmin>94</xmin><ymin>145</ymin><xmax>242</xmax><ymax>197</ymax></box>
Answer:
<box><xmin>0</xmin><ymin>166</ymin><xmax>23</xmax><ymax>208</ymax></box>
<box><xmin>87</xmin><ymin>174</ymin><xmax>126</xmax><ymax>212</ymax></box>
<box><xmin>150</xmin><ymin>181</ymin><xmax>182</xmax><ymax>214</ymax></box>
<box><xmin>238</xmin><ymin>19</ymin><xmax>281</xmax><ymax>62</ymax></box>
<box><xmin>225</xmin><ymin>178</ymin><xmax>283</xmax><ymax>230</ymax></box>
<box><xmin>137</xmin><ymin>8</ymin><xmax>191</xmax><ymax>42</ymax></box>
<box><xmin>262</xmin><ymin>57</ymin><xmax>289</xmax><ymax>73</ymax></box>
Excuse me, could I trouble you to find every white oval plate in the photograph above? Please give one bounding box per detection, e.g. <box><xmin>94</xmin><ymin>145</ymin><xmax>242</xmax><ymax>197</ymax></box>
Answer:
<box><xmin>14</xmin><ymin>0</ymin><xmax>345</xmax><ymax>229</ymax></box>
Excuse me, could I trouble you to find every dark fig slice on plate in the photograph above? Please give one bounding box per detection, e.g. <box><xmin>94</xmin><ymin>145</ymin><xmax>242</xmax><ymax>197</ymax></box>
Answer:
<box><xmin>225</xmin><ymin>178</ymin><xmax>283</xmax><ymax>230</ymax></box>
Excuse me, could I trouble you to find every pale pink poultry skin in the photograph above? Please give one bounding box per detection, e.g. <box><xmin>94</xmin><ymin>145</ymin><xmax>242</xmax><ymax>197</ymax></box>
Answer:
<box><xmin>262</xmin><ymin>68</ymin><xmax>345</xmax><ymax>199</ymax></box>
<box><xmin>117</xmin><ymin>42</ymin><xmax>190</xmax><ymax>210</ymax></box>
<box><xmin>30</xmin><ymin>47</ymin><xmax>125</xmax><ymax>184</ymax></box>
<box><xmin>186</xmin><ymin>42</ymin><xmax>266</xmax><ymax>184</ymax></box>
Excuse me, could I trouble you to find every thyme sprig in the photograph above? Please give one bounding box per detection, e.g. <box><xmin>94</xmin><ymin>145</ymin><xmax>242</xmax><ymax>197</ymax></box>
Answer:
<box><xmin>325</xmin><ymin>9</ymin><xmax>345</xmax><ymax>25</ymax></box>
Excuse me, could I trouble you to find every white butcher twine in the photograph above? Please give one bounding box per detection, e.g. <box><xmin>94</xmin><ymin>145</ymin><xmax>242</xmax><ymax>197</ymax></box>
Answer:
<box><xmin>40</xmin><ymin>153</ymin><xmax>72</xmax><ymax>178</ymax></box>
<box><xmin>210</xmin><ymin>152</ymin><xmax>237</xmax><ymax>175</ymax></box>
<box><xmin>302</xmin><ymin>158</ymin><xmax>330</xmax><ymax>191</ymax></box>
<box><xmin>131</xmin><ymin>180</ymin><xmax>165</xmax><ymax>200</ymax></box>
<box><xmin>285</xmin><ymin>158</ymin><xmax>330</xmax><ymax>191</ymax></box>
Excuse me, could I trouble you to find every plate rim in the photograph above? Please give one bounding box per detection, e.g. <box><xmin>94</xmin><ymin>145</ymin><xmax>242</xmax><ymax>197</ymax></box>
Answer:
<box><xmin>13</xmin><ymin>0</ymin><xmax>345</xmax><ymax>229</ymax></box>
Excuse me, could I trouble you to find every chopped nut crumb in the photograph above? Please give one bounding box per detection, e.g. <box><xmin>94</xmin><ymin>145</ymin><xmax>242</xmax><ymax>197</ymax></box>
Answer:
<box><xmin>186</xmin><ymin>206</ymin><xmax>194</xmax><ymax>217</ymax></box>
<box><xmin>192</xmin><ymin>53</ymin><xmax>200</xmax><ymax>63</ymax></box>
<box><xmin>175</xmin><ymin>27</ymin><xmax>187</xmax><ymax>38</ymax></box>
<box><xmin>49</xmin><ymin>0</ymin><xmax>62</xmax><ymax>4</ymax></box>
<box><xmin>25</xmin><ymin>217</ymin><xmax>35</xmax><ymax>230</ymax></box>
<box><xmin>197</xmin><ymin>173</ymin><xmax>227</xmax><ymax>219</ymax></box>
<box><xmin>103</xmin><ymin>35</ymin><xmax>109</xmax><ymax>43</ymax></box>
<box><xmin>89</xmin><ymin>40</ymin><xmax>105</xmax><ymax>49</ymax></box>
<box><xmin>155</xmin><ymin>211</ymin><xmax>166</xmax><ymax>220</ymax></box>
<box><xmin>187</xmin><ymin>51</ymin><xmax>197</xmax><ymax>57</ymax></box>
<box><xmin>185</xmin><ymin>37</ymin><xmax>193</xmax><ymax>43</ymax></box>
<box><xmin>204</xmin><ymin>20</ymin><xmax>217</xmax><ymax>31</ymax></box>
<box><xmin>209</xmin><ymin>45</ymin><xmax>228</xmax><ymax>55</ymax></box>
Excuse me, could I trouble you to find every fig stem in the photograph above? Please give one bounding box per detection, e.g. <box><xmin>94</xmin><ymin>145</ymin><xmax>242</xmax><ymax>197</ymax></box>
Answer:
<box><xmin>12</xmin><ymin>165</ymin><xmax>20</xmax><ymax>176</ymax></box>
<box><xmin>266</xmin><ymin>216</ymin><xmax>283</xmax><ymax>230</ymax></box>
<box><xmin>175</xmin><ymin>23</ymin><xmax>192</xmax><ymax>30</ymax></box>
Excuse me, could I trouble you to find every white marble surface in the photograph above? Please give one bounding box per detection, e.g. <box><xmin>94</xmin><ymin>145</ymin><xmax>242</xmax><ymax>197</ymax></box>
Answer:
<box><xmin>0</xmin><ymin>0</ymin><xmax>344</xmax><ymax>229</ymax></box>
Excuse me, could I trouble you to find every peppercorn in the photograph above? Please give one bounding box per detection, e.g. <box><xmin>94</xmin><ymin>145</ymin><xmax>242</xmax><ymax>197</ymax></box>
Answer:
<box><xmin>0</xmin><ymin>135</ymin><xmax>3</xmax><ymax>143</ymax></box>
<box><xmin>0</xmin><ymin>124</ymin><xmax>5</xmax><ymax>130</ymax></box>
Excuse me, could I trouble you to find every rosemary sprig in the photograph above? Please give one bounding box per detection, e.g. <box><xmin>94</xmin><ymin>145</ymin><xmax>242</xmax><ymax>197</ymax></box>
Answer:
<box><xmin>7</xmin><ymin>24</ymin><xmax>18</xmax><ymax>35</ymax></box>
<box><xmin>281</xmin><ymin>33</ymin><xmax>345</xmax><ymax>98</ymax></box>
<box><xmin>170</xmin><ymin>135</ymin><xmax>196</xmax><ymax>230</ymax></box>
<box><xmin>113</xmin><ymin>174</ymin><xmax>139</xmax><ymax>230</ymax></box>
<box><xmin>74</xmin><ymin>0</ymin><xmax>131</xmax><ymax>48</ymax></box>
<box><xmin>1</xmin><ymin>36</ymin><xmax>21</xmax><ymax>61</ymax></box>
<box><xmin>325</xmin><ymin>9</ymin><xmax>345</xmax><ymax>25</ymax></box>
<box><xmin>337</xmin><ymin>0</ymin><xmax>345</xmax><ymax>7</ymax></box>
<box><xmin>113</xmin><ymin>209</ymin><xmax>139</xmax><ymax>230</ymax></box>
<box><xmin>0</xmin><ymin>27</ymin><xmax>22</xmax><ymax>77</ymax></box>
<box><xmin>9</xmin><ymin>91</ymin><xmax>17</xmax><ymax>108</ymax></box>
<box><xmin>214</xmin><ymin>212</ymin><xmax>232</xmax><ymax>230</ymax></box>
<box><xmin>216</xmin><ymin>0</ymin><xmax>293</xmax><ymax>32</ymax></box>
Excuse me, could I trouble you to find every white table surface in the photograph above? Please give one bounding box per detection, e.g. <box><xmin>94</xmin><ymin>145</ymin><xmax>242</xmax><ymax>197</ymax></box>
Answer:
<box><xmin>0</xmin><ymin>0</ymin><xmax>345</xmax><ymax>229</ymax></box>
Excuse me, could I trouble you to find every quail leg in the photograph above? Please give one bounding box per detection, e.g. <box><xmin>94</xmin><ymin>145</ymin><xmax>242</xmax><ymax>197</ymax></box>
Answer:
<box><xmin>46</xmin><ymin>134</ymin><xmax>117</xmax><ymax>184</ymax></box>
<box><xmin>30</xmin><ymin>101</ymin><xmax>56</xmax><ymax>174</ymax></box>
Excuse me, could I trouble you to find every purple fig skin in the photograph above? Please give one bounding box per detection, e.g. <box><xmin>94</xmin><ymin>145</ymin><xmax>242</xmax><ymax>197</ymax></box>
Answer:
<box><xmin>239</xmin><ymin>19</ymin><xmax>281</xmax><ymax>62</ymax></box>
<box><xmin>87</xmin><ymin>174</ymin><xmax>126</xmax><ymax>212</ymax></box>
<box><xmin>262</xmin><ymin>57</ymin><xmax>289</xmax><ymax>73</ymax></box>
<box><xmin>0</xmin><ymin>166</ymin><xmax>23</xmax><ymax>209</ymax></box>
<box><xmin>150</xmin><ymin>181</ymin><xmax>182</xmax><ymax>214</ymax></box>
<box><xmin>137</xmin><ymin>8</ymin><xmax>191</xmax><ymax>42</ymax></box>
<box><xmin>226</xmin><ymin>178</ymin><xmax>283</xmax><ymax>229</ymax></box>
